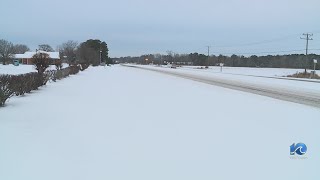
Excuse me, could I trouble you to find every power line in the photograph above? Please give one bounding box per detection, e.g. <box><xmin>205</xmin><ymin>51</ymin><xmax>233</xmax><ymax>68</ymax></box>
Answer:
<box><xmin>311</xmin><ymin>30</ymin><xmax>320</xmax><ymax>34</ymax></box>
<box><xmin>167</xmin><ymin>48</ymin><xmax>310</xmax><ymax>56</ymax></box>
<box><xmin>214</xmin><ymin>34</ymin><xmax>300</xmax><ymax>48</ymax></box>
<box><xmin>214</xmin><ymin>30</ymin><xmax>320</xmax><ymax>48</ymax></box>
<box><xmin>209</xmin><ymin>49</ymin><xmax>306</xmax><ymax>56</ymax></box>
<box><xmin>166</xmin><ymin>31</ymin><xmax>319</xmax><ymax>56</ymax></box>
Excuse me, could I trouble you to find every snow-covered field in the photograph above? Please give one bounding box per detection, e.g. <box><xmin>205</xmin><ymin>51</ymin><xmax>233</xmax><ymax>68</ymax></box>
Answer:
<box><xmin>133</xmin><ymin>65</ymin><xmax>320</xmax><ymax>94</ymax></box>
<box><xmin>0</xmin><ymin>64</ymin><xmax>68</xmax><ymax>75</ymax></box>
<box><xmin>0</xmin><ymin>65</ymin><xmax>319</xmax><ymax>180</ymax></box>
<box><xmin>181</xmin><ymin>65</ymin><xmax>320</xmax><ymax>77</ymax></box>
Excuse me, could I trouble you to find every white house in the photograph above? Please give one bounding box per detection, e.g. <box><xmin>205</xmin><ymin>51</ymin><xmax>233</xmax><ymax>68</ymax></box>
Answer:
<box><xmin>14</xmin><ymin>51</ymin><xmax>60</xmax><ymax>65</ymax></box>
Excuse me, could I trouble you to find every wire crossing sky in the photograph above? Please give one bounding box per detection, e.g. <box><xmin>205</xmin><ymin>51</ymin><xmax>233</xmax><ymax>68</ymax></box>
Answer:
<box><xmin>0</xmin><ymin>0</ymin><xmax>319</xmax><ymax>57</ymax></box>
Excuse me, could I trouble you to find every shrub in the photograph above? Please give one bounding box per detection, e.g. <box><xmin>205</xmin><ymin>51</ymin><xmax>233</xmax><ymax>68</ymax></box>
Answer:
<box><xmin>0</xmin><ymin>75</ymin><xmax>14</xmax><ymax>106</ymax></box>
<box><xmin>45</xmin><ymin>70</ymin><xmax>57</xmax><ymax>82</ymax></box>
<box><xmin>287</xmin><ymin>72</ymin><xmax>320</xmax><ymax>79</ymax></box>
<box><xmin>69</xmin><ymin>65</ymin><xmax>80</xmax><ymax>75</ymax></box>
<box><xmin>1</xmin><ymin>64</ymin><xmax>84</xmax><ymax>107</ymax></box>
<box><xmin>55</xmin><ymin>59</ymin><xmax>63</xmax><ymax>70</ymax></box>
<box><xmin>30</xmin><ymin>73</ymin><xmax>43</xmax><ymax>90</ymax></box>
<box><xmin>32</xmin><ymin>52</ymin><xmax>50</xmax><ymax>74</ymax></box>
<box><xmin>8</xmin><ymin>74</ymin><xmax>28</xmax><ymax>96</ymax></box>
<box><xmin>7</xmin><ymin>75</ymin><xmax>22</xmax><ymax>96</ymax></box>
<box><xmin>80</xmin><ymin>63</ymin><xmax>89</xmax><ymax>71</ymax></box>
<box><xmin>24</xmin><ymin>73</ymin><xmax>36</xmax><ymax>93</ymax></box>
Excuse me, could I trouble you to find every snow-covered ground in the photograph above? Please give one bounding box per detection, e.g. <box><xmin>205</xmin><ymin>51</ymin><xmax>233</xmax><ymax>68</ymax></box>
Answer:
<box><xmin>133</xmin><ymin>65</ymin><xmax>320</xmax><ymax>94</ymax></box>
<box><xmin>0</xmin><ymin>65</ymin><xmax>319</xmax><ymax>180</ymax></box>
<box><xmin>0</xmin><ymin>64</ymin><xmax>69</xmax><ymax>75</ymax></box>
<box><xmin>180</xmin><ymin>65</ymin><xmax>320</xmax><ymax>77</ymax></box>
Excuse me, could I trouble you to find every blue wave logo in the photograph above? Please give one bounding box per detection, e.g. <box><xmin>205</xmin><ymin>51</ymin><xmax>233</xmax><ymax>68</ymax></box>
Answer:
<box><xmin>290</xmin><ymin>143</ymin><xmax>307</xmax><ymax>155</ymax></box>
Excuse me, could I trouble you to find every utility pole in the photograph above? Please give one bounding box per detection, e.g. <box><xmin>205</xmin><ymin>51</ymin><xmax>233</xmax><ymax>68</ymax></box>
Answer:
<box><xmin>206</xmin><ymin>46</ymin><xmax>210</xmax><ymax>67</ymax></box>
<box><xmin>301</xmin><ymin>33</ymin><xmax>313</xmax><ymax>73</ymax></box>
<box><xmin>99</xmin><ymin>50</ymin><xmax>102</xmax><ymax>65</ymax></box>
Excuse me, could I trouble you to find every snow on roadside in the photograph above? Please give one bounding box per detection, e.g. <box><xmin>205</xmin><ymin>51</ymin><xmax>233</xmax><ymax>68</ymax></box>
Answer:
<box><xmin>0</xmin><ymin>65</ymin><xmax>319</xmax><ymax>180</ymax></box>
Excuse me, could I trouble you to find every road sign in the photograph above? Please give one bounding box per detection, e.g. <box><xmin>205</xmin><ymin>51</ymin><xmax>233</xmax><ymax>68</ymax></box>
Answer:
<box><xmin>314</xmin><ymin>59</ymin><xmax>317</xmax><ymax>64</ymax></box>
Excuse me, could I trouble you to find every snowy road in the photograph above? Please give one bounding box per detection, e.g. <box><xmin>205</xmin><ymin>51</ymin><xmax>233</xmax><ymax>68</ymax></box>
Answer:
<box><xmin>124</xmin><ymin>65</ymin><xmax>320</xmax><ymax>108</ymax></box>
<box><xmin>0</xmin><ymin>65</ymin><xmax>319</xmax><ymax>180</ymax></box>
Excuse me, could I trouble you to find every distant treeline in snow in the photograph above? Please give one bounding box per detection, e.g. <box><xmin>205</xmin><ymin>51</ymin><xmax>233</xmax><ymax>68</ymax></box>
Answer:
<box><xmin>0</xmin><ymin>39</ymin><xmax>112</xmax><ymax>66</ymax></box>
<box><xmin>115</xmin><ymin>53</ymin><xmax>320</xmax><ymax>69</ymax></box>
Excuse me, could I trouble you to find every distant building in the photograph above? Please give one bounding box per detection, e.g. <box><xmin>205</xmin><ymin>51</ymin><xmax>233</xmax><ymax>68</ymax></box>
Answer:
<box><xmin>14</xmin><ymin>51</ymin><xmax>60</xmax><ymax>65</ymax></box>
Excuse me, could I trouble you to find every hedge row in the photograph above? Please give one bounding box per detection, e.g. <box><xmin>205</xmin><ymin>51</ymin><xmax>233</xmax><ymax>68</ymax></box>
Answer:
<box><xmin>0</xmin><ymin>65</ymin><xmax>84</xmax><ymax>106</ymax></box>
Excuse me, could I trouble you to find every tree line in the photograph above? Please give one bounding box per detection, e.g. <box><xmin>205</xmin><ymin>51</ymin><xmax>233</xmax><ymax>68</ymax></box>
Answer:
<box><xmin>58</xmin><ymin>39</ymin><xmax>113</xmax><ymax>66</ymax></box>
<box><xmin>0</xmin><ymin>39</ymin><xmax>112</xmax><ymax>66</ymax></box>
<box><xmin>114</xmin><ymin>53</ymin><xmax>320</xmax><ymax>70</ymax></box>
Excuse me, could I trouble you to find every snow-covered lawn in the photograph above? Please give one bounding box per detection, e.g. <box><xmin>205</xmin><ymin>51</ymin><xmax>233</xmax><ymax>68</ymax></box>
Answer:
<box><xmin>0</xmin><ymin>64</ymin><xmax>68</xmax><ymax>75</ymax></box>
<box><xmin>0</xmin><ymin>64</ymin><xmax>38</xmax><ymax>75</ymax></box>
<box><xmin>0</xmin><ymin>65</ymin><xmax>319</xmax><ymax>180</ymax></box>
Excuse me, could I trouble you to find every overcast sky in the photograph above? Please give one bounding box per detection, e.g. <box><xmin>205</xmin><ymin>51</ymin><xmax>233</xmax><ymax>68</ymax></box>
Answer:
<box><xmin>1</xmin><ymin>0</ymin><xmax>320</xmax><ymax>57</ymax></box>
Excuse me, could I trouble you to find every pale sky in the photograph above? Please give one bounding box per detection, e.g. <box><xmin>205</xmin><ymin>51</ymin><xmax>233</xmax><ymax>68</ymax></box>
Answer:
<box><xmin>1</xmin><ymin>0</ymin><xmax>319</xmax><ymax>57</ymax></box>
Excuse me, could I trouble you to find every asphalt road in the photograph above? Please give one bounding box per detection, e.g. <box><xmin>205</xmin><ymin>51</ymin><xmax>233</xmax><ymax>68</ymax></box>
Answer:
<box><xmin>123</xmin><ymin>65</ymin><xmax>320</xmax><ymax>108</ymax></box>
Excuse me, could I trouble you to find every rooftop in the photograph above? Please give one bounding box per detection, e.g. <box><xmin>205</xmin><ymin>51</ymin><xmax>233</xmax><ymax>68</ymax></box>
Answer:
<box><xmin>14</xmin><ymin>51</ymin><xmax>60</xmax><ymax>59</ymax></box>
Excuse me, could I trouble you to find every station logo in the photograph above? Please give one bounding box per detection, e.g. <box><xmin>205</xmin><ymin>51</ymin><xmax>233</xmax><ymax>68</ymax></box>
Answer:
<box><xmin>290</xmin><ymin>143</ymin><xmax>308</xmax><ymax>160</ymax></box>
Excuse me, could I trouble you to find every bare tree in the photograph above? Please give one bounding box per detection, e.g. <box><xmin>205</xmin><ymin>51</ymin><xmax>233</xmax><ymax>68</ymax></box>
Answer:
<box><xmin>0</xmin><ymin>39</ymin><xmax>14</xmax><ymax>65</ymax></box>
<box><xmin>166</xmin><ymin>50</ymin><xmax>174</xmax><ymax>64</ymax></box>
<box><xmin>32</xmin><ymin>52</ymin><xmax>50</xmax><ymax>74</ymax></box>
<box><xmin>154</xmin><ymin>53</ymin><xmax>162</xmax><ymax>65</ymax></box>
<box><xmin>38</xmin><ymin>44</ymin><xmax>54</xmax><ymax>52</ymax></box>
<box><xmin>58</xmin><ymin>40</ymin><xmax>78</xmax><ymax>65</ymax></box>
<box><xmin>13</xmin><ymin>44</ymin><xmax>30</xmax><ymax>54</ymax></box>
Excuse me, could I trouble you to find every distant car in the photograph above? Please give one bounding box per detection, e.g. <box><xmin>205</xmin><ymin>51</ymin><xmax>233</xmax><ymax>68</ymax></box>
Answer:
<box><xmin>13</xmin><ymin>60</ymin><xmax>20</xmax><ymax>66</ymax></box>
<box><xmin>170</xmin><ymin>64</ymin><xmax>177</xmax><ymax>69</ymax></box>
